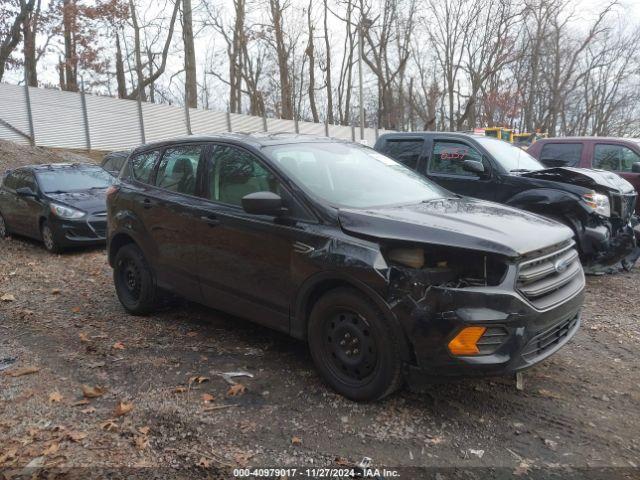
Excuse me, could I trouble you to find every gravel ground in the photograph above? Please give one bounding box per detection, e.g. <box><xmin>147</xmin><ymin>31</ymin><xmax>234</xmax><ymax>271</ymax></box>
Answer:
<box><xmin>0</xmin><ymin>143</ymin><xmax>639</xmax><ymax>478</ymax></box>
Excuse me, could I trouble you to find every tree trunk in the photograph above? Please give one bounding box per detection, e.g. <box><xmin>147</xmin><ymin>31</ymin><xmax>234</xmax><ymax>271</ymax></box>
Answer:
<box><xmin>62</xmin><ymin>0</ymin><xmax>78</xmax><ymax>92</ymax></box>
<box><xmin>182</xmin><ymin>0</ymin><xmax>197</xmax><ymax>108</ymax></box>
<box><xmin>115</xmin><ymin>31</ymin><xmax>127</xmax><ymax>98</ymax></box>
<box><xmin>129</xmin><ymin>0</ymin><xmax>147</xmax><ymax>101</ymax></box>
<box><xmin>323</xmin><ymin>0</ymin><xmax>334</xmax><ymax>124</ymax></box>
<box><xmin>22</xmin><ymin>0</ymin><xmax>40</xmax><ymax>87</ymax></box>
<box><xmin>0</xmin><ymin>0</ymin><xmax>36</xmax><ymax>82</ymax></box>
<box><xmin>306</xmin><ymin>0</ymin><xmax>319</xmax><ymax>123</ymax></box>
<box><xmin>269</xmin><ymin>0</ymin><xmax>293</xmax><ymax>119</ymax></box>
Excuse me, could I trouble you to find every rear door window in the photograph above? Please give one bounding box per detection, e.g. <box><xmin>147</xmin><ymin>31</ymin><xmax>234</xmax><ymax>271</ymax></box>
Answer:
<box><xmin>130</xmin><ymin>150</ymin><xmax>160</xmax><ymax>184</ymax></box>
<box><xmin>155</xmin><ymin>145</ymin><xmax>204</xmax><ymax>196</ymax></box>
<box><xmin>378</xmin><ymin>139</ymin><xmax>425</xmax><ymax>169</ymax></box>
<box><xmin>539</xmin><ymin>143</ymin><xmax>583</xmax><ymax>167</ymax></box>
<box><xmin>429</xmin><ymin>140</ymin><xmax>485</xmax><ymax>176</ymax></box>
<box><xmin>594</xmin><ymin>144</ymin><xmax>640</xmax><ymax>172</ymax></box>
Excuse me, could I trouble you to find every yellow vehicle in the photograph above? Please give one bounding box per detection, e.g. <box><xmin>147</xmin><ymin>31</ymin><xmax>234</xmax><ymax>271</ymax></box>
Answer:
<box><xmin>484</xmin><ymin>127</ymin><xmax>514</xmax><ymax>143</ymax></box>
<box><xmin>513</xmin><ymin>132</ymin><xmax>548</xmax><ymax>149</ymax></box>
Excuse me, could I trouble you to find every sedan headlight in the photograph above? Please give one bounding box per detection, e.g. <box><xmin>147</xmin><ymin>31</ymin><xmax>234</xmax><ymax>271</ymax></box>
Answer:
<box><xmin>50</xmin><ymin>202</ymin><xmax>86</xmax><ymax>219</ymax></box>
<box><xmin>582</xmin><ymin>192</ymin><xmax>610</xmax><ymax>217</ymax></box>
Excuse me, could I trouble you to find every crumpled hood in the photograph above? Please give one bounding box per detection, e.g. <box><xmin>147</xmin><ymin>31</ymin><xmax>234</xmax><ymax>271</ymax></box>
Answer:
<box><xmin>46</xmin><ymin>189</ymin><xmax>108</xmax><ymax>214</ymax></box>
<box><xmin>522</xmin><ymin>167</ymin><xmax>635</xmax><ymax>194</ymax></box>
<box><xmin>338</xmin><ymin>197</ymin><xmax>574</xmax><ymax>258</ymax></box>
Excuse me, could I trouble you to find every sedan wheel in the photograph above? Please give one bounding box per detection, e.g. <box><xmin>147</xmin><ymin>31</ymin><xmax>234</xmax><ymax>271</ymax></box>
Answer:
<box><xmin>41</xmin><ymin>221</ymin><xmax>60</xmax><ymax>253</ymax></box>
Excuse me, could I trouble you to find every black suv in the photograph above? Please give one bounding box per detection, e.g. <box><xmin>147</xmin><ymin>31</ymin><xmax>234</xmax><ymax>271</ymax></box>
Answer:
<box><xmin>107</xmin><ymin>134</ymin><xmax>584</xmax><ymax>401</ymax></box>
<box><xmin>375</xmin><ymin>132</ymin><xmax>639</xmax><ymax>273</ymax></box>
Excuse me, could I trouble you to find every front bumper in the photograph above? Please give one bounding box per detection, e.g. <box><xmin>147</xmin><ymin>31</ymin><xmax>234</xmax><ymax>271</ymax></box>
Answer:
<box><xmin>581</xmin><ymin>217</ymin><xmax>638</xmax><ymax>272</ymax></box>
<box><xmin>48</xmin><ymin>213</ymin><xmax>107</xmax><ymax>247</ymax></box>
<box><xmin>389</xmin><ymin>264</ymin><xmax>585</xmax><ymax>384</ymax></box>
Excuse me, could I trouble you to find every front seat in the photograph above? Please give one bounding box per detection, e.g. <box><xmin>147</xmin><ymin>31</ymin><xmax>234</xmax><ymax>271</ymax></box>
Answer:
<box><xmin>171</xmin><ymin>157</ymin><xmax>195</xmax><ymax>193</ymax></box>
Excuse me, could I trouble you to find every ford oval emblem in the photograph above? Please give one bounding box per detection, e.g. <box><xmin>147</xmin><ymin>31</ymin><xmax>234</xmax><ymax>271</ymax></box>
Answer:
<box><xmin>554</xmin><ymin>259</ymin><xmax>569</xmax><ymax>273</ymax></box>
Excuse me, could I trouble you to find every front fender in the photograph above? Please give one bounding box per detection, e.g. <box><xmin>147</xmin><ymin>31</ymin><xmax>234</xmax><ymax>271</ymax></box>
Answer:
<box><xmin>506</xmin><ymin>188</ymin><xmax>589</xmax><ymax>219</ymax></box>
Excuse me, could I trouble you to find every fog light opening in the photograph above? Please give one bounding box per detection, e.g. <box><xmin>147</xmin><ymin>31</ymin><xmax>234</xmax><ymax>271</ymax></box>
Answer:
<box><xmin>448</xmin><ymin>326</ymin><xmax>487</xmax><ymax>356</ymax></box>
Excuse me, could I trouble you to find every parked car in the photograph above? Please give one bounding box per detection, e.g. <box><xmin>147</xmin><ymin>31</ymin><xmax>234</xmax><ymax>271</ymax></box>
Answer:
<box><xmin>374</xmin><ymin>132</ymin><xmax>639</xmax><ymax>273</ymax></box>
<box><xmin>528</xmin><ymin>137</ymin><xmax>640</xmax><ymax>213</ymax></box>
<box><xmin>107</xmin><ymin>133</ymin><xmax>584</xmax><ymax>401</ymax></box>
<box><xmin>101</xmin><ymin>150</ymin><xmax>131</xmax><ymax>176</ymax></box>
<box><xmin>0</xmin><ymin>163</ymin><xmax>116</xmax><ymax>252</ymax></box>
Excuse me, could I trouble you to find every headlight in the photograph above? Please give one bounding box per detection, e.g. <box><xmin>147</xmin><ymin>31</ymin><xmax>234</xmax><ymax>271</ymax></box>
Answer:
<box><xmin>50</xmin><ymin>203</ymin><xmax>86</xmax><ymax>219</ymax></box>
<box><xmin>582</xmin><ymin>192</ymin><xmax>610</xmax><ymax>217</ymax></box>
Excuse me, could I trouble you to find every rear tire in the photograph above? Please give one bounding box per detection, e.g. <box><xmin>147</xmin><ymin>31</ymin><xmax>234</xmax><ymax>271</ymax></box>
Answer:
<box><xmin>113</xmin><ymin>244</ymin><xmax>159</xmax><ymax>315</ymax></box>
<box><xmin>41</xmin><ymin>221</ymin><xmax>61</xmax><ymax>253</ymax></box>
<box><xmin>307</xmin><ymin>287</ymin><xmax>404</xmax><ymax>401</ymax></box>
<box><xmin>0</xmin><ymin>211</ymin><xmax>8</xmax><ymax>238</ymax></box>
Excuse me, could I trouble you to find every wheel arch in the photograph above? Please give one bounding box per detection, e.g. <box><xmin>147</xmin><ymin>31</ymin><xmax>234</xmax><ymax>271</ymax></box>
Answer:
<box><xmin>108</xmin><ymin>231</ymin><xmax>138</xmax><ymax>267</ymax></box>
<box><xmin>291</xmin><ymin>272</ymin><xmax>411</xmax><ymax>362</ymax></box>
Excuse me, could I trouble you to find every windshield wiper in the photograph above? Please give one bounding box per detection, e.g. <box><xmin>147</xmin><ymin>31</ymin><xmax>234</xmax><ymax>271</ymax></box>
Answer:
<box><xmin>45</xmin><ymin>190</ymin><xmax>67</xmax><ymax>194</ymax></box>
<box><xmin>510</xmin><ymin>168</ymin><xmax>531</xmax><ymax>173</ymax></box>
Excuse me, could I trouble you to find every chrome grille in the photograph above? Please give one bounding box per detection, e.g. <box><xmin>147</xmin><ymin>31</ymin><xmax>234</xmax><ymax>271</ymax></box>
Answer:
<box><xmin>517</xmin><ymin>243</ymin><xmax>584</xmax><ymax>310</ymax></box>
<box><xmin>610</xmin><ymin>193</ymin><xmax>636</xmax><ymax>220</ymax></box>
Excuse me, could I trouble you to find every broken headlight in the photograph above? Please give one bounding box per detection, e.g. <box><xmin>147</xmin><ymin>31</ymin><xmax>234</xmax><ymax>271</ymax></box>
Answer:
<box><xmin>582</xmin><ymin>192</ymin><xmax>610</xmax><ymax>217</ymax></box>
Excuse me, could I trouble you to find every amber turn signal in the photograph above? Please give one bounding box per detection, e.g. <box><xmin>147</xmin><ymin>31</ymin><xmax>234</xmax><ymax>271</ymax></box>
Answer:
<box><xmin>448</xmin><ymin>326</ymin><xmax>487</xmax><ymax>355</ymax></box>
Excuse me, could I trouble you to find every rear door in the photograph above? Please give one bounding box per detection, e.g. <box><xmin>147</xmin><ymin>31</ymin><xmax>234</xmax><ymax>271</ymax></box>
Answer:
<box><xmin>375</xmin><ymin>137</ymin><xmax>427</xmax><ymax>171</ymax></box>
<box><xmin>8</xmin><ymin>170</ymin><xmax>41</xmax><ymax>237</ymax></box>
<box><xmin>140</xmin><ymin>144</ymin><xmax>209</xmax><ymax>301</ymax></box>
<box><xmin>424</xmin><ymin>138</ymin><xmax>496</xmax><ymax>200</ymax></box>
<box><xmin>0</xmin><ymin>172</ymin><xmax>20</xmax><ymax>232</ymax></box>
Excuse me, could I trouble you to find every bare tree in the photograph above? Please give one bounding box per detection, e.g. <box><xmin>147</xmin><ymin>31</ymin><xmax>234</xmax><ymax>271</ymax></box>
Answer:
<box><xmin>182</xmin><ymin>0</ymin><xmax>197</xmax><ymax>108</ymax></box>
<box><xmin>0</xmin><ymin>0</ymin><xmax>36</xmax><ymax>82</ymax></box>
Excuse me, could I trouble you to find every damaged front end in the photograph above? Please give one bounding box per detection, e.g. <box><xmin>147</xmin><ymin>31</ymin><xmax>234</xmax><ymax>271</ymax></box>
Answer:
<box><xmin>522</xmin><ymin>167</ymin><xmax>640</xmax><ymax>273</ymax></box>
<box><xmin>381</xmin><ymin>241</ymin><xmax>584</xmax><ymax>383</ymax></box>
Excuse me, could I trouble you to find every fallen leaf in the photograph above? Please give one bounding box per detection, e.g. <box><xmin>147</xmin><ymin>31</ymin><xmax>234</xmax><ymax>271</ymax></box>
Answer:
<box><xmin>291</xmin><ymin>436</ymin><xmax>302</xmax><ymax>446</ymax></box>
<box><xmin>173</xmin><ymin>386</ymin><xmax>187</xmax><ymax>393</ymax></box>
<box><xmin>80</xmin><ymin>407</ymin><xmax>96</xmax><ymax>414</ymax></box>
<box><xmin>227</xmin><ymin>383</ymin><xmax>246</xmax><ymax>397</ymax></box>
<box><xmin>49</xmin><ymin>391</ymin><xmax>63</xmax><ymax>403</ymax></box>
<box><xmin>1</xmin><ymin>293</ymin><xmax>15</xmax><ymax>302</ymax></box>
<box><xmin>134</xmin><ymin>434</ymin><xmax>149</xmax><ymax>450</ymax></box>
<box><xmin>197</xmin><ymin>457</ymin><xmax>211</xmax><ymax>468</ymax></box>
<box><xmin>201</xmin><ymin>393</ymin><xmax>215</xmax><ymax>404</ymax></box>
<box><xmin>138</xmin><ymin>426</ymin><xmax>150</xmax><ymax>435</ymax></box>
<box><xmin>71</xmin><ymin>399</ymin><xmax>90</xmax><ymax>406</ymax></box>
<box><xmin>513</xmin><ymin>460</ymin><xmax>532</xmax><ymax>476</ymax></box>
<box><xmin>113</xmin><ymin>401</ymin><xmax>134</xmax><ymax>417</ymax></box>
<box><xmin>6</xmin><ymin>366</ymin><xmax>39</xmax><ymax>377</ymax></box>
<box><xmin>67</xmin><ymin>431</ymin><xmax>87</xmax><ymax>442</ymax></box>
<box><xmin>186</xmin><ymin>331</ymin><xmax>198</xmax><ymax>337</ymax></box>
<box><xmin>112</xmin><ymin>342</ymin><xmax>126</xmax><ymax>350</ymax></box>
<box><xmin>82</xmin><ymin>384</ymin><xmax>105</xmax><ymax>398</ymax></box>
<box><xmin>189</xmin><ymin>376</ymin><xmax>209</xmax><ymax>384</ymax></box>
<box><xmin>100</xmin><ymin>419</ymin><xmax>118</xmax><ymax>431</ymax></box>
<box><xmin>78</xmin><ymin>333</ymin><xmax>90</xmax><ymax>343</ymax></box>
<box><xmin>233</xmin><ymin>451</ymin><xmax>253</xmax><ymax>467</ymax></box>
<box><xmin>42</xmin><ymin>442</ymin><xmax>59</xmax><ymax>456</ymax></box>
<box><xmin>51</xmin><ymin>289</ymin><xmax>61</xmax><ymax>295</ymax></box>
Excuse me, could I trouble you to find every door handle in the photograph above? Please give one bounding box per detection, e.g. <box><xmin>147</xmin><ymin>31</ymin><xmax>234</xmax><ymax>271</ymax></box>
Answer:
<box><xmin>142</xmin><ymin>198</ymin><xmax>153</xmax><ymax>209</ymax></box>
<box><xmin>200</xmin><ymin>214</ymin><xmax>220</xmax><ymax>227</ymax></box>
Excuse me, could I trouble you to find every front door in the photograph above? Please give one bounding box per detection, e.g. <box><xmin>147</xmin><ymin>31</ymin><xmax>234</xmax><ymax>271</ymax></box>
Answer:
<box><xmin>424</xmin><ymin>139</ymin><xmax>496</xmax><ymax>200</ymax></box>
<box><xmin>192</xmin><ymin>144</ymin><xmax>309</xmax><ymax>333</ymax></box>
<box><xmin>592</xmin><ymin>143</ymin><xmax>640</xmax><ymax>213</ymax></box>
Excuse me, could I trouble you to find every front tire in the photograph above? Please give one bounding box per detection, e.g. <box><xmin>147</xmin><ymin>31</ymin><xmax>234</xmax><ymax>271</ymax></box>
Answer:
<box><xmin>307</xmin><ymin>288</ymin><xmax>404</xmax><ymax>401</ymax></box>
<box><xmin>113</xmin><ymin>244</ymin><xmax>158</xmax><ymax>315</ymax></box>
<box><xmin>41</xmin><ymin>221</ymin><xmax>61</xmax><ymax>253</ymax></box>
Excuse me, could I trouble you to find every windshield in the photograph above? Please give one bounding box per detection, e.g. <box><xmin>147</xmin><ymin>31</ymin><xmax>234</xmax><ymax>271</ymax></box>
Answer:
<box><xmin>475</xmin><ymin>137</ymin><xmax>545</xmax><ymax>172</ymax></box>
<box><xmin>264</xmin><ymin>142</ymin><xmax>449</xmax><ymax>208</ymax></box>
<box><xmin>37</xmin><ymin>168</ymin><xmax>116</xmax><ymax>193</ymax></box>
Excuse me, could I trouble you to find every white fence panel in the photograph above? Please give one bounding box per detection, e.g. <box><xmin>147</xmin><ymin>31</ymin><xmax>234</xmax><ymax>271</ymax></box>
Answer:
<box><xmin>190</xmin><ymin>109</ymin><xmax>228</xmax><ymax>135</ymax></box>
<box><xmin>143</xmin><ymin>102</ymin><xmax>188</xmax><ymax>144</ymax></box>
<box><xmin>28</xmin><ymin>87</ymin><xmax>85</xmax><ymax>149</ymax></box>
<box><xmin>86</xmin><ymin>95</ymin><xmax>142</xmax><ymax>150</ymax></box>
<box><xmin>0</xmin><ymin>83</ymin><xmax>30</xmax><ymax>144</ymax></box>
<box><xmin>230</xmin><ymin>112</ymin><xmax>263</xmax><ymax>133</ymax></box>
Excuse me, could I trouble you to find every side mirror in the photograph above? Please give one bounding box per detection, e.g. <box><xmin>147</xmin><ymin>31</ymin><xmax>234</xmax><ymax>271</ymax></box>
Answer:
<box><xmin>242</xmin><ymin>191</ymin><xmax>286</xmax><ymax>216</ymax></box>
<box><xmin>15</xmin><ymin>187</ymin><xmax>37</xmax><ymax>198</ymax></box>
<box><xmin>462</xmin><ymin>160</ymin><xmax>486</xmax><ymax>176</ymax></box>
<box><xmin>632</xmin><ymin>162</ymin><xmax>640</xmax><ymax>173</ymax></box>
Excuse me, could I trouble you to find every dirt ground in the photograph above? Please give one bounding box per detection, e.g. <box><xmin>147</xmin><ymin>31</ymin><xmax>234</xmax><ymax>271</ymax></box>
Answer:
<box><xmin>0</xmin><ymin>143</ymin><xmax>639</xmax><ymax>479</ymax></box>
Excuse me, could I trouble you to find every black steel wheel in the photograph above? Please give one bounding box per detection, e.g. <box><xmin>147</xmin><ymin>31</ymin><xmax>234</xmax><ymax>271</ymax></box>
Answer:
<box><xmin>113</xmin><ymin>244</ymin><xmax>158</xmax><ymax>315</ymax></box>
<box><xmin>308</xmin><ymin>287</ymin><xmax>404</xmax><ymax>401</ymax></box>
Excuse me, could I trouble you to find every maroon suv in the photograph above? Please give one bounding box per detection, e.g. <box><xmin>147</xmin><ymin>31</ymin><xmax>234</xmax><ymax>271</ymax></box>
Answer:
<box><xmin>528</xmin><ymin>137</ymin><xmax>640</xmax><ymax>212</ymax></box>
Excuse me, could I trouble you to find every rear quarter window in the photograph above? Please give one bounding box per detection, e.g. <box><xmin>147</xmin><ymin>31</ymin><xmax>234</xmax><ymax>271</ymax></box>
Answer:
<box><xmin>539</xmin><ymin>143</ymin><xmax>583</xmax><ymax>167</ymax></box>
